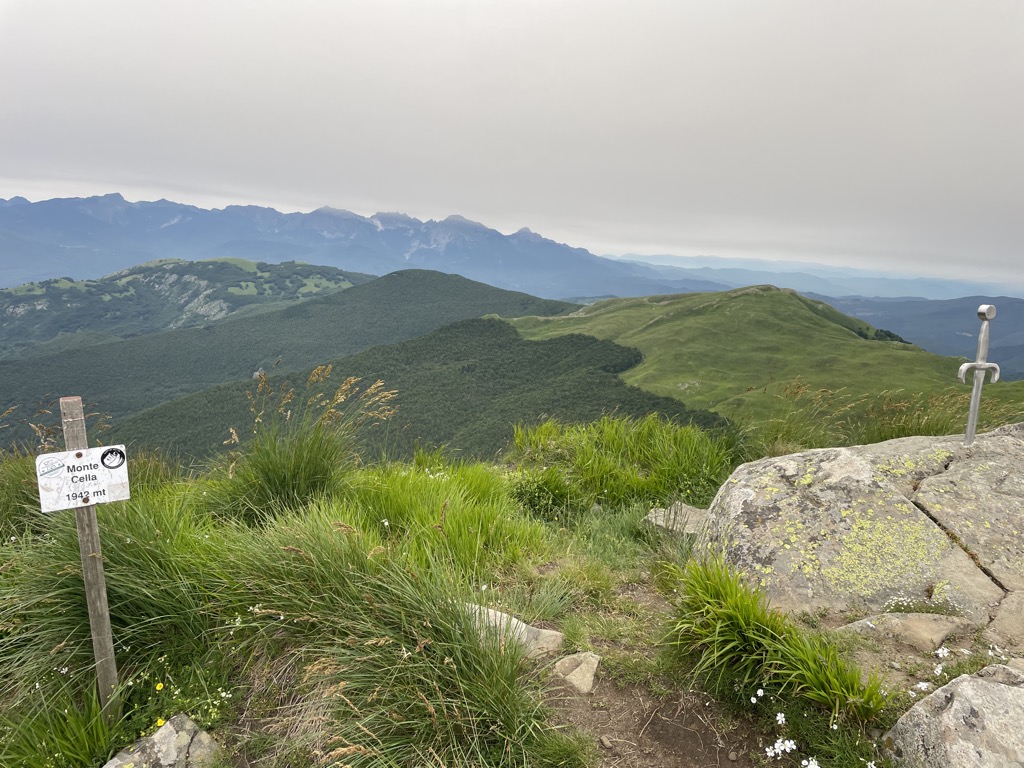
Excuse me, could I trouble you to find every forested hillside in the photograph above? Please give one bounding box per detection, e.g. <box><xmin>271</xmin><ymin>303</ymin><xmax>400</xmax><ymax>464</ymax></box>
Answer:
<box><xmin>0</xmin><ymin>258</ymin><xmax>374</xmax><ymax>357</ymax></box>
<box><xmin>0</xmin><ymin>271</ymin><xmax>575</xmax><ymax>436</ymax></box>
<box><xmin>110</xmin><ymin>318</ymin><xmax>727</xmax><ymax>459</ymax></box>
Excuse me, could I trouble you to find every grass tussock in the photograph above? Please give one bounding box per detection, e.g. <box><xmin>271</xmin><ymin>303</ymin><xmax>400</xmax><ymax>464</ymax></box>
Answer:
<box><xmin>506</xmin><ymin>414</ymin><xmax>738</xmax><ymax>522</ymax></box>
<box><xmin>663</xmin><ymin>556</ymin><xmax>887</xmax><ymax>723</ymax></box>
<box><xmin>199</xmin><ymin>366</ymin><xmax>396</xmax><ymax>525</ymax></box>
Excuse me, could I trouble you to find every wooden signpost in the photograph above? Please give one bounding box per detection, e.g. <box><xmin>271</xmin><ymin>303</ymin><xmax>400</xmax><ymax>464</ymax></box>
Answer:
<box><xmin>33</xmin><ymin>397</ymin><xmax>127</xmax><ymax>722</ymax></box>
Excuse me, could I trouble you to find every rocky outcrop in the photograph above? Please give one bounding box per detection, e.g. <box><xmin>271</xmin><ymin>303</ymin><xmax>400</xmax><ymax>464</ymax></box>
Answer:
<box><xmin>703</xmin><ymin>424</ymin><xmax>1024</xmax><ymax>637</ymax></box>
<box><xmin>692</xmin><ymin>424</ymin><xmax>1024</xmax><ymax>767</ymax></box>
<box><xmin>103</xmin><ymin>714</ymin><xmax>220</xmax><ymax>768</ymax></box>
<box><xmin>884</xmin><ymin>664</ymin><xmax>1024</xmax><ymax>768</ymax></box>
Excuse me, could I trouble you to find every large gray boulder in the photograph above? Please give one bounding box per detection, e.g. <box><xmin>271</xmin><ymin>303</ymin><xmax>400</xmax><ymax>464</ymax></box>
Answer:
<box><xmin>103</xmin><ymin>714</ymin><xmax>220</xmax><ymax>768</ymax></box>
<box><xmin>703</xmin><ymin>425</ymin><xmax>1024</xmax><ymax>630</ymax></box>
<box><xmin>884</xmin><ymin>664</ymin><xmax>1024</xmax><ymax>768</ymax></box>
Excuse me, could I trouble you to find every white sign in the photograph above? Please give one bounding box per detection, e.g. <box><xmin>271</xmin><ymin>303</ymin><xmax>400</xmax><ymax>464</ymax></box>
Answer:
<box><xmin>36</xmin><ymin>445</ymin><xmax>131</xmax><ymax>513</ymax></box>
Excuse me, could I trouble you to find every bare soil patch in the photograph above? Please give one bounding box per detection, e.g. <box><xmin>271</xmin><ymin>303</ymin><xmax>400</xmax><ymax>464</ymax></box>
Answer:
<box><xmin>549</xmin><ymin>679</ymin><xmax>761</xmax><ymax>768</ymax></box>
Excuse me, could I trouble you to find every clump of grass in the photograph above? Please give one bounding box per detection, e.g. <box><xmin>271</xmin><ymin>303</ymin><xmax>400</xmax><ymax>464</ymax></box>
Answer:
<box><xmin>0</xmin><ymin>448</ymin><xmax>43</xmax><ymax>540</ymax></box>
<box><xmin>663</xmin><ymin>556</ymin><xmax>887</xmax><ymax>724</ymax></box>
<box><xmin>200</xmin><ymin>366</ymin><xmax>396</xmax><ymax>524</ymax></box>
<box><xmin>195</xmin><ymin>512</ymin><xmax>587</xmax><ymax>767</ymax></box>
<box><xmin>291</xmin><ymin>566</ymin><xmax>590</xmax><ymax>768</ymax></box>
<box><xmin>0</xmin><ymin>492</ymin><xmax>218</xmax><ymax>710</ymax></box>
<box><xmin>0</xmin><ymin>684</ymin><xmax>118</xmax><ymax>768</ymax></box>
<box><xmin>742</xmin><ymin>379</ymin><xmax>858</xmax><ymax>456</ymax></box>
<box><xmin>506</xmin><ymin>414</ymin><xmax>738</xmax><ymax>522</ymax></box>
<box><xmin>341</xmin><ymin>460</ymin><xmax>547</xmax><ymax>577</ymax></box>
<box><xmin>856</xmin><ymin>388</ymin><xmax>1017</xmax><ymax>445</ymax></box>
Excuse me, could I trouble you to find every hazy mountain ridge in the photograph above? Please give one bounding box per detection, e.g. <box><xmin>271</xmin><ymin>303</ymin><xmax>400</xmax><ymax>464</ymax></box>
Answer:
<box><xmin>619</xmin><ymin>255</ymin><xmax>1009</xmax><ymax>300</ymax></box>
<box><xmin>3</xmin><ymin>193</ymin><xmax>1011</xmax><ymax>301</ymax></box>
<box><xmin>0</xmin><ymin>194</ymin><xmax>725</xmax><ymax>299</ymax></box>
<box><xmin>0</xmin><ymin>258</ymin><xmax>373</xmax><ymax>357</ymax></box>
<box><xmin>809</xmin><ymin>294</ymin><xmax>1024</xmax><ymax>380</ymax></box>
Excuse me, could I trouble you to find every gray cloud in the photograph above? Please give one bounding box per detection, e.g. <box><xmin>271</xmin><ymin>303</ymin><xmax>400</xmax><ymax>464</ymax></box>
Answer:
<box><xmin>1</xmin><ymin>0</ymin><xmax>1021</xmax><ymax>288</ymax></box>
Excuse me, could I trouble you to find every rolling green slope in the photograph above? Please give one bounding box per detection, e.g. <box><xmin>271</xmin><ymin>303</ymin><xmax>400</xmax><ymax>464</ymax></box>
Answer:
<box><xmin>0</xmin><ymin>271</ymin><xmax>576</xmax><ymax>433</ymax></box>
<box><xmin>0</xmin><ymin>258</ymin><xmax>375</xmax><ymax>357</ymax></box>
<box><xmin>511</xmin><ymin>285</ymin><xmax>1024</xmax><ymax>423</ymax></box>
<box><xmin>109</xmin><ymin>318</ymin><xmax>727</xmax><ymax>460</ymax></box>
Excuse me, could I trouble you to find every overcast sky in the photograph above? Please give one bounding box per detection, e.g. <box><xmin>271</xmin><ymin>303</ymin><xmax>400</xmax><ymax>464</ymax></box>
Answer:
<box><xmin>1</xmin><ymin>1</ymin><xmax>1021</xmax><ymax>289</ymax></box>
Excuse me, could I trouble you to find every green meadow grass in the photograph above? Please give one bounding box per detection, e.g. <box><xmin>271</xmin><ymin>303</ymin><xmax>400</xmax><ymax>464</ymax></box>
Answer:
<box><xmin>512</xmin><ymin>285</ymin><xmax>1024</xmax><ymax>426</ymax></box>
<box><xmin>3</xmin><ymin>370</ymin><xmax>1014</xmax><ymax>767</ymax></box>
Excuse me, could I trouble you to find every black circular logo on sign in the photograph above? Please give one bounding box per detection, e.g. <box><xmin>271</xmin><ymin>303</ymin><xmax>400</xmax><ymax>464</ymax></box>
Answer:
<box><xmin>101</xmin><ymin>448</ymin><xmax>126</xmax><ymax>470</ymax></box>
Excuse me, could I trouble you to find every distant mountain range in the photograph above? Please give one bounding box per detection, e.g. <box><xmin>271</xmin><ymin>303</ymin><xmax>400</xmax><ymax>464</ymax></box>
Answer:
<box><xmin>0</xmin><ymin>194</ymin><xmax>724</xmax><ymax>299</ymax></box>
<box><xmin>617</xmin><ymin>255</ymin><xmax>1008</xmax><ymax>301</ymax></box>
<box><xmin>0</xmin><ymin>193</ymin><xmax>1008</xmax><ymax>300</ymax></box>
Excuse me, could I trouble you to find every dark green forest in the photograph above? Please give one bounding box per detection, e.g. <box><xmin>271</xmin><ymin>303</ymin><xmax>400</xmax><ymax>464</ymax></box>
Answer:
<box><xmin>109</xmin><ymin>318</ymin><xmax>727</xmax><ymax>460</ymax></box>
<box><xmin>0</xmin><ymin>271</ymin><xmax>576</xmax><ymax>438</ymax></box>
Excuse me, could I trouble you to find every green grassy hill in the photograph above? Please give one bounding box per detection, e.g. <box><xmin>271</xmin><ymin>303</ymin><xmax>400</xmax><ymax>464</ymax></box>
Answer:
<box><xmin>0</xmin><ymin>271</ymin><xmax>575</xmax><ymax>436</ymax></box>
<box><xmin>109</xmin><ymin>318</ymin><xmax>727</xmax><ymax>460</ymax></box>
<box><xmin>0</xmin><ymin>258</ymin><xmax>375</xmax><ymax>358</ymax></box>
<box><xmin>511</xmin><ymin>285</ymin><xmax>1024</xmax><ymax>423</ymax></box>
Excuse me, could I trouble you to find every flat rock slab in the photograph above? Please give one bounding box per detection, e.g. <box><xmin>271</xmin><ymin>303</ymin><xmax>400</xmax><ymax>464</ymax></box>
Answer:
<box><xmin>885</xmin><ymin>664</ymin><xmax>1024</xmax><ymax>768</ymax></box>
<box><xmin>988</xmin><ymin>591</ymin><xmax>1024</xmax><ymax>652</ymax></box>
<box><xmin>465</xmin><ymin>604</ymin><xmax>564</xmax><ymax>658</ymax></box>
<box><xmin>839</xmin><ymin>612</ymin><xmax>975</xmax><ymax>654</ymax></box>
<box><xmin>913</xmin><ymin>431</ymin><xmax>1024</xmax><ymax>592</ymax></box>
<box><xmin>704</xmin><ymin>426</ymin><xmax>1024</xmax><ymax>625</ymax></box>
<box><xmin>645</xmin><ymin>502</ymin><xmax>708</xmax><ymax>537</ymax></box>
<box><xmin>103</xmin><ymin>714</ymin><xmax>220</xmax><ymax>768</ymax></box>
